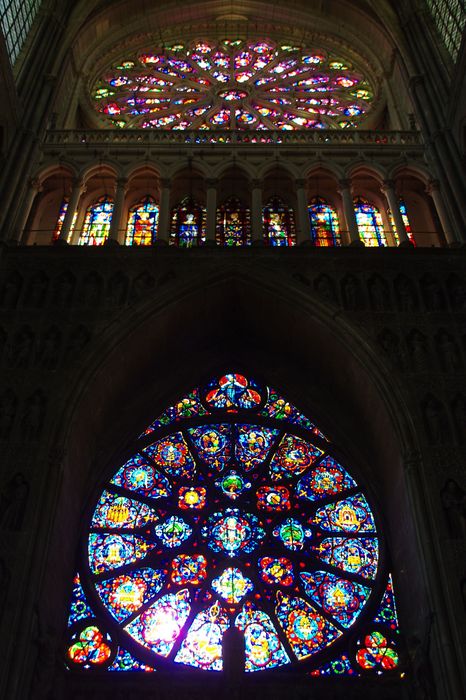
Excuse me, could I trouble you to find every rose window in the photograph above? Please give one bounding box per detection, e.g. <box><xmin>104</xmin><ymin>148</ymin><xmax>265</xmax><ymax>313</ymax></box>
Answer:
<box><xmin>66</xmin><ymin>372</ymin><xmax>401</xmax><ymax>677</ymax></box>
<box><xmin>92</xmin><ymin>40</ymin><xmax>375</xmax><ymax>130</ymax></box>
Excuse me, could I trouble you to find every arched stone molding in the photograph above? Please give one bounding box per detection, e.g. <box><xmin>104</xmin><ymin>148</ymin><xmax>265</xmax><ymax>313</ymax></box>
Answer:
<box><xmin>16</xmin><ymin>263</ymin><xmax>461</xmax><ymax>699</ymax></box>
<box><xmin>79</xmin><ymin>161</ymin><xmax>120</xmax><ymax>185</ymax></box>
<box><xmin>168</xmin><ymin>159</ymin><xmax>211</xmax><ymax>182</ymax></box>
<box><xmin>346</xmin><ymin>162</ymin><xmax>388</xmax><ymax>184</ymax></box>
<box><xmin>122</xmin><ymin>162</ymin><xmax>163</xmax><ymax>182</ymax></box>
<box><xmin>304</xmin><ymin>162</ymin><xmax>345</xmax><ymax>182</ymax></box>
<box><xmin>211</xmin><ymin>160</ymin><xmax>254</xmax><ymax>181</ymax></box>
<box><xmin>257</xmin><ymin>160</ymin><xmax>300</xmax><ymax>182</ymax></box>
<box><xmin>32</xmin><ymin>162</ymin><xmax>79</xmax><ymax>184</ymax></box>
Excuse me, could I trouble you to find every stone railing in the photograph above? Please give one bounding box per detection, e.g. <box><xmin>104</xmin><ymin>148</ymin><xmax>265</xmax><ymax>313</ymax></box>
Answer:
<box><xmin>44</xmin><ymin>129</ymin><xmax>424</xmax><ymax>147</ymax></box>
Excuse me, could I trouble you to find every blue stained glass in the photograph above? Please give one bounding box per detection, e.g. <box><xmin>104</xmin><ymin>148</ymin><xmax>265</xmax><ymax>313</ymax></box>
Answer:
<box><xmin>311</xmin><ymin>653</ymin><xmax>358</xmax><ymax>677</ymax></box>
<box><xmin>270</xmin><ymin>434</ymin><xmax>324</xmax><ymax>481</ymax></box>
<box><xmin>91</xmin><ymin>491</ymin><xmax>158</xmax><ymax>529</ymax></box>
<box><xmin>141</xmin><ymin>388</ymin><xmax>208</xmax><ymax>436</ymax></box>
<box><xmin>95</xmin><ymin>568</ymin><xmax>166</xmax><ymax>622</ymax></box>
<box><xmin>296</xmin><ymin>457</ymin><xmax>356</xmax><ymax>502</ymax></box>
<box><xmin>125</xmin><ymin>196</ymin><xmax>159</xmax><ymax>246</ymax></box>
<box><xmin>170</xmin><ymin>197</ymin><xmax>206</xmax><ymax>247</ymax></box>
<box><xmin>308</xmin><ymin>197</ymin><xmax>341</xmax><ymax>247</ymax></box>
<box><xmin>143</xmin><ymin>433</ymin><xmax>196</xmax><ymax>479</ymax></box>
<box><xmin>313</xmin><ymin>494</ymin><xmax>376</xmax><ymax>533</ymax></box>
<box><xmin>273</xmin><ymin>518</ymin><xmax>312</xmax><ymax>551</ymax></box>
<box><xmin>79</xmin><ymin>196</ymin><xmax>114</xmax><ymax>246</ymax></box>
<box><xmin>68</xmin><ymin>574</ymin><xmax>94</xmax><ymax>626</ymax></box>
<box><xmin>300</xmin><ymin>570</ymin><xmax>371</xmax><ymax>627</ymax></box>
<box><xmin>236</xmin><ymin>425</ymin><xmax>279</xmax><ymax>471</ymax></box>
<box><xmin>236</xmin><ymin>602</ymin><xmax>290</xmax><ymax>671</ymax></box>
<box><xmin>108</xmin><ymin>647</ymin><xmax>155</xmax><ymax>671</ymax></box>
<box><xmin>174</xmin><ymin>603</ymin><xmax>230</xmax><ymax>670</ymax></box>
<box><xmin>374</xmin><ymin>575</ymin><xmax>399</xmax><ymax>631</ymax></box>
<box><xmin>260</xmin><ymin>388</ymin><xmax>323</xmax><ymax>434</ymax></box>
<box><xmin>110</xmin><ymin>455</ymin><xmax>171</xmax><ymax>500</ymax></box>
<box><xmin>204</xmin><ymin>373</ymin><xmax>263</xmax><ymax>411</ymax></box>
<box><xmin>211</xmin><ymin>567</ymin><xmax>253</xmax><ymax>604</ymax></box>
<box><xmin>275</xmin><ymin>592</ymin><xmax>341</xmax><ymax>659</ymax></box>
<box><xmin>125</xmin><ymin>589</ymin><xmax>191</xmax><ymax>656</ymax></box>
<box><xmin>202</xmin><ymin>508</ymin><xmax>265</xmax><ymax>557</ymax></box>
<box><xmin>88</xmin><ymin>533</ymin><xmax>154</xmax><ymax>574</ymax></box>
<box><xmin>313</xmin><ymin>537</ymin><xmax>379</xmax><ymax>580</ymax></box>
<box><xmin>154</xmin><ymin>515</ymin><xmax>192</xmax><ymax>548</ymax></box>
<box><xmin>215</xmin><ymin>470</ymin><xmax>251</xmax><ymax>500</ymax></box>
<box><xmin>188</xmin><ymin>424</ymin><xmax>231</xmax><ymax>470</ymax></box>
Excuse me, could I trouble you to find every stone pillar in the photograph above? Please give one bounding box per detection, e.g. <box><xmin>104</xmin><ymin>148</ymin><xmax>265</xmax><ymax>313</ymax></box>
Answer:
<box><xmin>251</xmin><ymin>179</ymin><xmax>263</xmax><ymax>243</ymax></box>
<box><xmin>58</xmin><ymin>179</ymin><xmax>83</xmax><ymax>244</ymax></box>
<box><xmin>295</xmin><ymin>179</ymin><xmax>312</xmax><ymax>244</ymax></box>
<box><xmin>16</xmin><ymin>178</ymin><xmax>42</xmax><ymax>244</ymax></box>
<box><xmin>107</xmin><ymin>177</ymin><xmax>127</xmax><ymax>244</ymax></box>
<box><xmin>381</xmin><ymin>180</ymin><xmax>412</xmax><ymax>247</ymax></box>
<box><xmin>157</xmin><ymin>178</ymin><xmax>171</xmax><ymax>243</ymax></box>
<box><xmin>427</xmin><ymin>180</ymin><xmax>458</xmax><ymax>246</ymax></box>
<box><xmin>205</xmin><ymin>178</ymin><xmax>218</xmax><ymax>245</ymax></box>
<box><xmin>338</xmin><ymin>179</ymin><xmax>362</xmax><ymax>246</ymax></box>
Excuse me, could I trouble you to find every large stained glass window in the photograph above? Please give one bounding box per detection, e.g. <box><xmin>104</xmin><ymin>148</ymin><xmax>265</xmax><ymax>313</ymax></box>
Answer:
<box><xmin>170</xmin><ymin>197</ymin><xmax>206</xmax><ymax>247</ymax></box>
<box><xmin>0</xmin><ymin>0</ymin><xmax>42</xmax><ymax>64</ymax></box>
<box><xmin>216</xmin><ymin>197</ymin><xmax>251</xmax><ymax>246</ymax></box>
<box><xmin>52</xmin><ymin>198</ymin><xmax>77</xmax><ymax>243</ymax></box>
<box><xmin>354</xmin><ymin>197</ymin><xmax>387</xmax><ymax>247</ymax></box>
<box><xmin>92</xmin><ymin>40</ymin><xmax>375</xmax><ymax>131</ymax></box>
<box><xmin>126</xmin><ymin>196</ymin><xmax>159</xmax><ymax>246</ymax></box>
<box><xmin>263</xmin><ymin>197</ymin><xmax>296</xmax><ymax>246</ymax></box>
<box><xmin>308</xmin><ymin>197</ymin><xmax>341</xmax><ymax>247</ymax></box>
<box><xmin>79</xmin><ymin>196</ymin><xmax>114</xmax><ymax>246</ymax></box>
<box><xmin>388</xmin><ymin>199</ymin><xmax>415</xmax><ymax>246</ymax></box>
<box><xmin>66</xmin><ymin>371</ymin><xmax>402</xmax><ymax>678</ymax></box>
<box><xmin>425</xmin><ymin>0</ymin><xmax>466</xmax><ymax>62</ymax></box>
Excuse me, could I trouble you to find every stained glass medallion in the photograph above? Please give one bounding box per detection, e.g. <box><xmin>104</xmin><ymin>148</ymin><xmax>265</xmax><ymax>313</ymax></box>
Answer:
<box><xmin>92</xmin><ymin>40</ymin><xmax>376</xmax><ymax>131</ymax></box>
<box><xmin>67</xmin><ymin>371</ymin><xmax>400</xmax><ymax>677</ymax></box>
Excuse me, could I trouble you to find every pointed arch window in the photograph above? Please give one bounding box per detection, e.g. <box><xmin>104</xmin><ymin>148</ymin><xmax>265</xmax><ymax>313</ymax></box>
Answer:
<box><xmin>79</xmin><ymin>196</ymin><xmax>114</xmax><ymax>246</ymax></box>
<box><xmin>388</xmin><ymin>198</ymin><xmax>416</xmax><ymax>246</ymax></box>
<box><xmin>52</xmin><ymin>198</ymin><xmax>77</xmax><ymax>243</ymax></box>
<box><xmin>216</xmin><ymin>197</ymin><xmax>251</xmax><ymax>246</ymax></box>
<box><xmin>170</xmin><ymin>197</ymin><xmax>206</xmax><ymax>247</ymax></box>
<box><xmin>354</xmin><ymin>197</ymin><xmax>387</xmax><ymax>247</ymax></box>
<box><xmin>126</xmin><ymin>197</ymin><xmax>159</xmax><ymax>246</ymax></box>
<box><xmin>263</xmin><ymin>197</ymin><xmax>296</xmax><ymax>247</ymax></box>
<box><xmin>65</xmin><ymin>371</ymin><xmax>402</xmax><ymax>677</ymax></box>
<box><xmin>308</xmin><ymin>197</ymin><xmax>341</xmax><ymax>247</ymax></box>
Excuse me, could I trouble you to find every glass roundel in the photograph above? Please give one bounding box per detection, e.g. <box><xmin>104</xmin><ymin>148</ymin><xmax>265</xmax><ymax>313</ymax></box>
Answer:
<box><xmin>92</xmin><ymin>39</ymin><xmax>375</xmax><ymax>130</ymax></box>
<box><xmin>67</xmin><ymin>373</ymin><xmax>401</xmax><ymax>676</ymax></box>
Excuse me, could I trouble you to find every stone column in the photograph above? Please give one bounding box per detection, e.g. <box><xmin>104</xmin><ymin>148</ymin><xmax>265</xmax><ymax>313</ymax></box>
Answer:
<box><xmin>295</xmin><ymin>179</ymin><xmax>312</xmax><ymax>244</ymax></box>
<box><xmin>157</xmin><ymin>178</ymin><xmax>171</xmax><ymax>244</ymax></box>
<box><xmin>338</xmin><ymin>179</ymin><xmax>362</xmax><ymax>246</ymax></box>
<box><xmin>205</xmin><ymin>178</ymin><xmax>218</xmax><ymax>245</ymax></box>
<box><xmin>16</xmin><ymin>178</ymin><xmax>42</xmax><ymax>244</ymax></box>
<box><xmin>58</xmin><ymin>179</ymin><xmax>83</xmax><ymax>244</ymax></box>
<box><xmin>251</xmin><ymin>179</ymin><xmax>263</xmax><ymax>244</ymax></box>
<box><xmin>107</xmin><ymin>177</ymin><xmax>127</xmax><ymax>244</ymax></box>
<box><xmin>381</xmin><ymin>180</ymin><xmax>412</xmax><ymax>247</ymax></box>
<box><xmin>427</xmin><ymin>180</ymin><xmax>458</xmax><ymax>246</ymax></box>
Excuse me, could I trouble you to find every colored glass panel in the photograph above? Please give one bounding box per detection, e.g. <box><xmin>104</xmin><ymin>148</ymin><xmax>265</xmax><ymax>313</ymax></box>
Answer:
<box><xmin>257</xmin><ymin>485</ymin><xmax>291</xmax><ymax>512</ymax></box>
<box><xmin>311</xmin><ymin>653</ymin><xmax>357</xmax><ymax>677</ymax></box>
<box><xmin>188</xmin><ymin>424</ymin><xmax>231</xmax><ymax>470</ymax></box>
<box><xmin>374</xmin><ymin>575</ymin><xmax>399</xmax><ymax>631</ymax></box>
<box><xmin>178</xmin><ymin>486</ymin><xmax>206</xmax><ymax>510</ymax></box>
<box><xmin>93</xmin><ymin>41</ymin><xmax>374</xmax><ymax>130</ymax></box>
<box><xmin>110</xmin><ymin>455</ymin><xmax>171</xmax><ymax>500</ymax></box>
<box><xmin>216</xmin><ymin>197</ymin><xmax>251</xmax><ymax>246</ymax></box>
<box><xmin>141</xmin><ymin>388</ymin><xmax>208</xmax><ymax>435</ymax></box>
<box><xmin>354</xmin><ymin>197</ymin><xmax>387</xmax><ymax>247</ymax></box>
<box><xmin>154</xmin><ymin>515</ymin><xmax>192</xmax><ymax>548</ymax></box>
<box><xmin>68</xmin><ymin>574</ymin><xmax>94</xmax><ymax>625</ymax></box>
<box><xmin>308</xmin><ymin>197</ymin><xmax>341</xmax><ymax>247</ymax></box>
<box><xmin>67</xmin><ymin>625</ymin><xmax>112</xmax><ymax>667</ymax></box>
<box><xmin>212</xmin><ymin>567</ymin><xmax>253</xmax><ymax>604</ymax></box>
<box><xmin>96</xmin><ymin>568</ymin><xmax>165</xmax><ymax>622</ymax></box>
<box><xmin>388</xmin><ymin>198</ymin><xmax>415</xmax><ymax>246</ymax></box>
<box><xmin>0</xmin><ymin>0</ymin><xmax>42</xmax><ymax>65</ymax></box>
<box><xmin>125</xmin><ymin>590</ymin><xmax>191</xmax><ymax>656</ymax></box>
<box><xmin>171</xmin><ymin>554</ymin><xmax>208</xmax><ymax>585</ymax></box>
<box><xmin>91</xmin><ymin>491</ymin><xmax>158</xmax><ymax>529</ymax></box>
<box><xmin>356</xmin><ymin>631</ymin><xmax>399</xmax><ymax>671</ymax></box>
<box><xmin>108</xmin><ymin>647</ymin><xmax>155</xmax><ymax>671</ymax></box>
<box><xmin>202</xmin><ymin>508</ymin><xmax>265</xmax><ymax>557</ymax></box>
<box><xmin>88</xmin><ymin>533</ymin><xmax>154</xmax><ymax>574</ymax></box>
<box><xmin>313</xmin><ymin>494</ymin><xmax>376</xmax><ymax>533</ymax></box>
<box><xmin>126</xmin><ymin>196</ymin><xmax>159</xmax><ymax>246</ymax></box>
<box><xmin>143</xmin><ymin>433</ymin><xmax>196</xmax><ymax>479</ymax></box>
<box><xmin>275</xmin><ymin>592</ymin><xmax>341</xmax><ymax>659</ymax></box>
<box><xmin>314</xmin><ymin>537</ymin><xmax>379</xmax><ymax>579</ymax></box>
<box><xmin>270</xmin><ymin>434</ymin><xmax>324</xmax><ymax>481</ymax></box>
<box><xmin>236</xmin><ymin>425</ymin><xmax>279</xmax><ymax>471</ymax></box>
<box><xmin>79</xmin><ymin>197</ymin><xmax>113</xmax><ymax>246</ymax></box>
<box><xmin>260</xmin><ymin>388</ymin><xmax>325</xmax><ymax>435</ymax></box>
<box><xmin>263</xmin><ymin>197</ymin><xmax>296</xmax><ymax>246</ymax></box>
<box><xmin>258</xmin><ymin>557</ymin><xmax>294</xmax><ymax>586</ymax></box>
<box><xmin>204</xmin><ymin>373</ymin><xmax>262</xmax><ymax>411</ymax></box>
<box><xmin>273</xmin><ymin>518</ymin><xmax>312</xmax><ymax>551</ymax></box>
<box><xmin>175</xmin><ymin>603</ymin><xmax>230</xmax><ymax>670</ymax></box>
<box><xmin>296</xmin><ymin>457</ymin><xmax>356</xmax><ymax>502</ymax></box>
<box><xmin>53</xmin><ymin>199</ymin><xmax>78</xmax><ymax>243</ymax></box>
<box><xmin>300</xmin><ymin>571</ymin><xmax>370</xmax><ymax>627</ymax></box>
<box><xmin>236</xmin><ymin>602</ymin><xmax>290</xmax><ymax>671</ymax></box>
<box><xmin>170</xmin><ymin>197</ymin><xmax>206</xmax><ymax>247</ymax></box>
<box><xmin>215</xmin><ymin>470</ymin><xmax>251</xmax><ymax>500</ymax></box>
